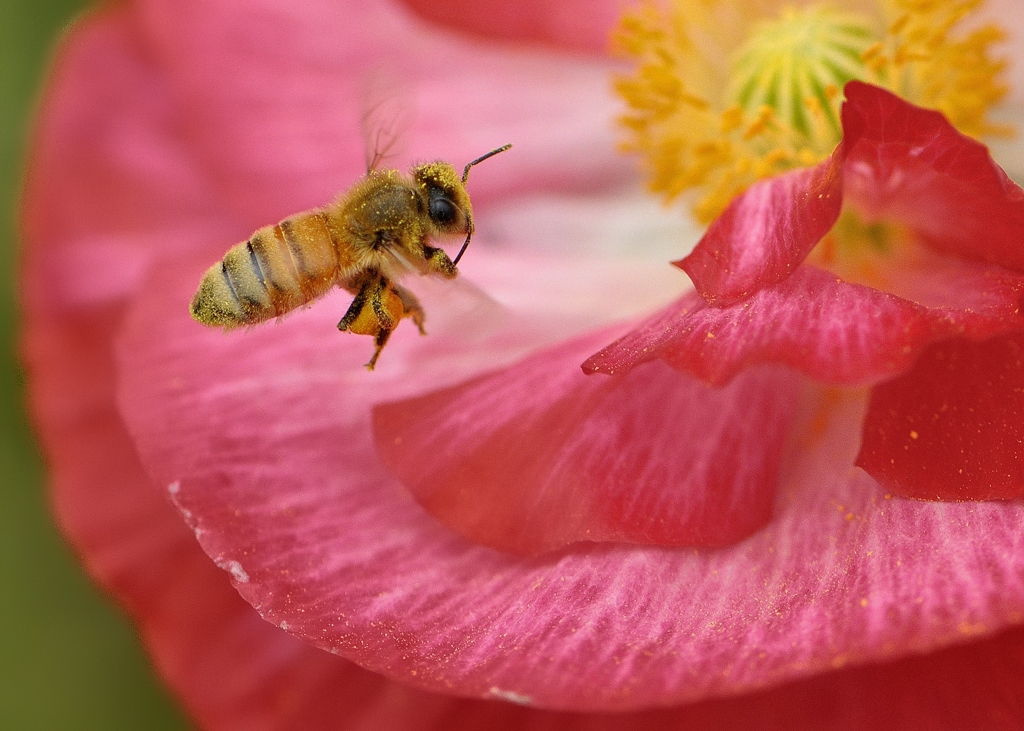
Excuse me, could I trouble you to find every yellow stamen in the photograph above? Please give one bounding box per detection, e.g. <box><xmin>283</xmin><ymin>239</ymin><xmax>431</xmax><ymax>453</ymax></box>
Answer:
<box><xmin>889</xmin><ymin>14</ymin><xmax>911</xmax><ymax>35</ymax></box>
<box><xmin>720</xmin><ymin>106</ymin><xmax>744</xmax><ymax>134</ymax></box>
<box><xmin>861</xmin><ymin>41</ymin><xmax>884</xmax><ymax>61</ymax></box>
<box><xmin>614</xmin><ymin>0</ymin><xmax>1011</xmax><ymax>224</ymax></box>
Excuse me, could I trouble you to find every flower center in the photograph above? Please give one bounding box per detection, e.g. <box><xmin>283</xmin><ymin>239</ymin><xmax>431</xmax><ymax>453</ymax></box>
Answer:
<box><xmin>728</xmin><ymin>6</ymin><xmax>873</xmax><ymax>150</ymax></box>
<box><xmin>615</xmin><ymin>0</ymin><xmax>1010</xmax><ymax>225</ymax></box>
<box><xmin>810</xmin><ymin>208</ymin><xmax>911</xmax><ymax>284</ymax></box>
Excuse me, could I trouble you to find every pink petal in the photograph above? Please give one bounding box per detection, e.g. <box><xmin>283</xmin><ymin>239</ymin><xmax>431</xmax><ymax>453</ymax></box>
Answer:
<box><xmin>19</xmin><ymin>9</ymin><xmax>218</xmax><ymax>313</ymax></box>
<box><xmin>134</xmin><ymin>0</ymin><xmax>632</xmax><ymax>228</ymax></box>
<box><xmin>398</xmin><ymin>0</ymin><xmax>625</xmax><ymax>54</ymax></box>
<box><xmin>858</xmin><ymin>332</ymin><xmax>1024</xmax><ymax>500</ymax></box>
<box><xmin>677</xmin><ymin>139</ymin><xmax>850</xmax><ymax>307</ymax></box>
<box><xmin>585</xmin><ymin>262</ymin><xmax>1024</xmax><ymax>385</ymax></box>
<box><xmin>112</xmin><ymin>246</ymin><xmax>1024</xmax><ymax>710</ymax></box>
<box><xmin>842</xmin><ymin>81</ymin><xmax>1024</xmax><ymax>272</ymax></box>
<box><xmin>374</xmin><ymin>329</ymin><xmax>800</xmax><ymax>555</ymax></box>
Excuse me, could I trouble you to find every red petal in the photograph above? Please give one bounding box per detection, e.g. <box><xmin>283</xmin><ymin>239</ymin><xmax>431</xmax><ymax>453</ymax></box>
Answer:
<box><xmin>858</xmin><ymin>332</ymin><xmax>1024</xmax><ymax>500</ymax></box>
<box><xmin>398</xmin><ymin>0</ymin><xmax>624</xmax><ymax>54</ymax></box>
<box><xmin>585</xmin><ymin>262</ymin><xmax>1024</xmax><ymax>385</ymax></box>
<box><xmin>676</xmin><ymin>140</ymin><xmax>850</xmax><ymax>307</ymax></box>
<box><xmin>842</xmin><ymin>81</ymin><xmax>1024</xmax><ymax>272</ymax></box>
<box><xmin>374</xmin><ymin>329</ymin><xmax>800</xmax><ymax>555</ymax></box>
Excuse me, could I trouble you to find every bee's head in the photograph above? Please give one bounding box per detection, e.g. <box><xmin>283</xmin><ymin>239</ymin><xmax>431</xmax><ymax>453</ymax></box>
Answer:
<box><xmin>412</xmin><ymin>161</ymin><xmax>472</xmax><ymax>237</ymax></box>
<box><xmin>412</xmin><ymin>144</ymin><xmax>511</xmax><ymax>266</ymax></box>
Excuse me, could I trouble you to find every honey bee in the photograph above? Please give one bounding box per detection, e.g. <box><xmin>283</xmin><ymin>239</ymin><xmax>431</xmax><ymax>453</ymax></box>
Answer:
<box><xmin>190</xmin><ymin>143</ymin><xmax>512</xmax><ymax>369</ymax></box>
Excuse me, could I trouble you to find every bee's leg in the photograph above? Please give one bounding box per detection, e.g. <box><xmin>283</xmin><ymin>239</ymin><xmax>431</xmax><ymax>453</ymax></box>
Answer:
<box><xmin>369</xmin><ymin>275</ymin><xmax>399</xmax><ymax>331</ymax></box>
<box><xmin>422</xmin><ymin>245</ymin><xmax>457</xmax><ymax>279</ymax></box>
<box><xmin>339</xmin><ymin>275</ymin><xmax>413</xmax><ymax>370</ymax></box>
<box><xmin>365</xmin><ymin>327</ymin><xmax>393</xmax><ymax>371</ymax></box>
<box><xmin>337</xmin><ymin>278</ymin><xmax>373</xmax><ymax>332</ymax></box>
<box><xmin>390</xmin><ymin>282</ymin><xmax>426</xmax><ymax>335</ymax></box>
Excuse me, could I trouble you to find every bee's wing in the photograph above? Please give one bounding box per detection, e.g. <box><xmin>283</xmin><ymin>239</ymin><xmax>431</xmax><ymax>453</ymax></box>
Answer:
<box><xmin>401</xmin><ymin>274</ymin><xmax>508</xmax><ymax>341</ymax></box>
<box><xmin>360</xmin><ymin>70</ymin><xmax>414</xmax><ymax>173</ymax></box>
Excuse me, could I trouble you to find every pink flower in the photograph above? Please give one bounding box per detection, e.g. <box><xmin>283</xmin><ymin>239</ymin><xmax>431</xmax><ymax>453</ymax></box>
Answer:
<box><xmin>20</xmin><ymin>1</ymin><xmax>1024</xmax><ymax>730</ymax></box>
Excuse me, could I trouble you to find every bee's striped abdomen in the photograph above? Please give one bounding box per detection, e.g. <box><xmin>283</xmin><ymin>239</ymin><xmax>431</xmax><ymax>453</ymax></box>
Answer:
<box><xmin>190</xmin><ymin>210</ymin><xmax>345</xmax><ymax>328</ymax></box>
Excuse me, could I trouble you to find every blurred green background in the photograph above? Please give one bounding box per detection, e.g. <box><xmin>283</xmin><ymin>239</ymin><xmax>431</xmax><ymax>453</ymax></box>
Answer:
<box><xmin>0</xmin><ymin>1</ymin><xmax>189</xmax><ymax>728</ymax></box>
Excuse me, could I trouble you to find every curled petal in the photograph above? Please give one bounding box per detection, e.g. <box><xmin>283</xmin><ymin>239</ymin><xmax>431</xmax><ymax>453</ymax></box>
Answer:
<box><xmin>677</xmin><ymin>82</ymin><xmax>1024</xmax><ymax>307</ymax></box>
<box><xmin>677</xmin><ymin>145</ymin><xmax>849</xmax><ymax>307</ymax></box>
<box><xmin>374</xmin><ymin>329</ymin><xmax>801</xmax><ymax>555</ymax></box>
<box><xmin>858</xmin><ymin>332</ymin><xmax>1024</xmax><ymax>501</ymax></box>
<box><xmin>585</xmin><ymin>263</ymin><xmax>1024</xmax><ymax>386</ymax></box>
<box><xmin>842</xmin><ymin>81</ymin><xmax>1024</xmax><ymax>273</ymax></box>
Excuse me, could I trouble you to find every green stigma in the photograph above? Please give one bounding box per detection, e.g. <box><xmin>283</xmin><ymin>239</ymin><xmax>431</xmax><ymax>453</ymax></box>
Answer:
<box><xmin>729</xmin><ymin>6</ymin><xmax>876</xmax><ymax>148</ymax></box>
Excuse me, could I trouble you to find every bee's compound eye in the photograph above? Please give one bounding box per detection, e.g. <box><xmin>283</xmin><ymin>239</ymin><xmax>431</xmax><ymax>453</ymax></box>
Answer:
<box><xmin>429</xmin><ymin>196</ymin><xmax>457</xmax><ymax>226</ymax></box>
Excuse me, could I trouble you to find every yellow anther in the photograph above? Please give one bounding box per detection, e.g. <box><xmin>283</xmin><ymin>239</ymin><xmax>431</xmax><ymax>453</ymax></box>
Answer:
<box><xmin>742</xmin><ymin>106</ymin><xmax>775</xmax><ymax>140</ymax></box>
<box><xmin>680</xmin><ymin>92</ymin><xmax>710</xmax><ymax>110</ymax></box>
<box><xmin>797</xmin><ymin>149</ymin><xmax>820</xmax><ymax>166</ymax></box>
<box><xmin>894</xmin><ymin>46</ymin><xmax>930</xmax><ymax>65</ymax></box>
<box><xmin>861</xmin><ymin>41</ymin><xmax>884</xmax><ymax>61</ymax></box>
<box><xmin>806</xmin><ymin>95</ymin><xmax>823</xmax><ymax>112</ymax></box>
<box><xmin>694</xmin><ymin>139</ymin><xmax>728</xmax><ymax>157</ymax></box>
<box><xmin>867</xmin><ymin>55</ymin><xmax>889</xmax><ymax>73</ymax></box>
<box><xmin>743</xmin><ymin>121</ymin><xmax>767</xmax><ymax>141</ymax></box>
<box><xmin>720</xmin><ymin>106</ymin><xmax>744</xmax><ymax>134</ymax></box>
<box><xmin>889</xmin><ymin>14</ymin><xmax>911</xmax><ymax>35</ymax></box>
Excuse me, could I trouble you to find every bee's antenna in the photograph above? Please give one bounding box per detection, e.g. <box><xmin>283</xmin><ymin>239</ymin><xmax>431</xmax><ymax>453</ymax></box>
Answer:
<box><xmin>461</xmin><ymin>143</ymin><xmax>513</xmax><ymax>184</ymax></box>
<box><xmin>453</xmin><ymin>144</ymin><xmax>512</xmax><ymax>266</ymax></box>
